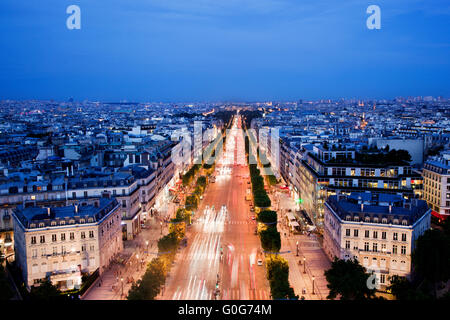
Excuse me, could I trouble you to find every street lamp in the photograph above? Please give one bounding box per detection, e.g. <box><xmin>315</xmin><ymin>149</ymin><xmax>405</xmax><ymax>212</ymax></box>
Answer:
<box><xmin>312</xmin><ymin>276</ymin><xmax>315</xmax><ymax>295</ymax></box>
<box><xmin>121</xmin><ymin>277</ymin><xmax>124</xmax><ymax>298</ymax></box>
<box><xmin>303</xmin><ymin>257</ymin><xmax>306</xmax><ymax>273</ymax></box>
<box><xmin>160</xmin><ymin>221</ymin><xmax>163</xmax><ymax>235</ymax></box>
<box><xmin>296</xmin><ymin>241</ymin><xmax>299</xmax><ymax>256</ymax></box>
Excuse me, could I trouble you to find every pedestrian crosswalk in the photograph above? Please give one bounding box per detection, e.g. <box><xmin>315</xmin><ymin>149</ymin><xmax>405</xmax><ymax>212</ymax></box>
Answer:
<box><xmin>225</xmin><ymin>220</ymin><xmax>256</xmax><ymax>225</ymax></box>
<box><xmin>221</xmin><ymin>288</ymin><xmax>270</xmax><ymax>300</ymax></box>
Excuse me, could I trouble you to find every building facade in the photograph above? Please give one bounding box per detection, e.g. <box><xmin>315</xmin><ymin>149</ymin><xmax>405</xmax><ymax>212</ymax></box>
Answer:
<box><xmin>323</xmin><ymin>192</ymin><xmax>430</xmax><ymax>289</ymax></box>
<box><xmin>12</xmin><ymin>198</ymin><xmax>122</xmax><ymax>290</ymax></box>
<box><xmin>422</xmin><ymin>151</ymin><xmax>450</xmax><ymax>222</ymax></box>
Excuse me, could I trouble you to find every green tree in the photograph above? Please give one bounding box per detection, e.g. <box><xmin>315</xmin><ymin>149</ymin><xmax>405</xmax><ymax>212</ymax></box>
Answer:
<box><xmin>412</xmin><ymin>229</ymin><xmax>450</xmax><ymax>296</ymax></box>
<box><xmin>127</xmin><ymin>258</ymin><xmax>166</xmax><ymax>300</ymax></box>
<box><xmin>257</xmin><ymin>210</ymin><xmax>277</xmax><ymax>225</ymax></box>
<box><xmin>388</xmin><ymin>275</ymin><xmax>433</xmax><ymax>300</ymax></box>
<box><xmin>266</xmin><ymin>256</ymin><xmax>298</xmax><ymax>300</ymax></box>
<box><xmin>29</xmin><ymin>279</ymin><xmax>63</xmax><ymax>300</ymax></box>
<box><xmin>324</xmin><ymin>258</ymin><xmax>376</xmax><ymax>300</ymax></box>
<box><xmin>260</xmin><ymin>227</ymin><xmax>281</xmax><ymax>253</ymax></box>
<box><xmin>0</xmin><ymin>263</ymin><xmax>13</xmax><ymax>300</ymax></box>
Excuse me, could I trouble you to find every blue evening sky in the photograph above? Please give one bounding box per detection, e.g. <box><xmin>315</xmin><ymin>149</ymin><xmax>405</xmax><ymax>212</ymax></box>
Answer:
<box><xmin>0</xmin><ymin>0</ymin><xmax>449</xmax><ymax>102</ymax></box>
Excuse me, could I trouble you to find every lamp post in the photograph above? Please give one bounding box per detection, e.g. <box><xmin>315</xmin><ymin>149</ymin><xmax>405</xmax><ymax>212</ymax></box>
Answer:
<box><xmin>160</xmin><ymin>221</ymin><xmax>163</xmax><ymax>235</ymax></box>
<box><xmin>303</xmin><ymin>257</ymin><xmax>306</xmax><ymax>273</ymax></box>
<box><xmin>296</xmin><ymin>241</ymin><xmax>299</xmax><ymax>256</ymax></box>
<box><xmin>312</xmin><ymin>276</ymin><xmax>315</xmax><ymax>295</ymax></box>
<box><xmin>121</xmin><ymin>277</ymin><xmax>124</xmax><ymax>298</ymax></box>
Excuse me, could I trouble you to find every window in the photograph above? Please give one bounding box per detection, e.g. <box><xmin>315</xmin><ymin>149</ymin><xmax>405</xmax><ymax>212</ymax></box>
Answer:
<box><xmin>31</xmin><ymin>236</ymin><xmax>36</xmax><ymax>244</ymax></box>
<box><xmin>90</xmin><ymin>245</ymin><xmax>95</xmax><ymax>251</ymax></box>
<box><xmin>41</xmin><ymin>248</ymin><xmax>46</xmax><ymax>257</ymax></box>
<box><xmin>345</xmin><ymin>229</ymin><xmax>350</xmax><ymax>236</ymax></box>
<box><xmin>402</xmin><ymin>220</ymin><xmax>408</xmax><ymax>226</ymax></box>
<box><xmin>365</xmin><ymin>230</ymin><xmax>370</xmax><ymax>238</ymax></box>
<box><xmin>61</xmin><ymin>233</ymin><xmax>66</xmax><ymax>241</ymax></box>
<box><xmin>373</xmin><ymin>243</ymin><xmax>378</xmax><ymax>252</ymax></box>
<box><xmin>381</xmin><ymin>243</ymin><xmax>386</xmax><ymax>252</ymax></box>
<box><xmin>345</xmin><ymin>241</ymin><xmax>350</xmax><ymax>249</ymax></box>
<box><xmin>53</xmin><ymin>247</ymin><xmax>57</xmax><ymax>256</ymax></box>
<box><xmin>70</xmin><ymin>232</ymin><xmax>75</xmax><ymax>240</ymax></box>
<box><xmin>84</xmin><ymin>191</ymin><xmax>88</xmax><ymax>198</ymax></box>
<box><xmin>40</xmin><ymin>235</ymin><xmax>45</xmax><ymax>243</ymax></box>
<box><xmin>382</xmin><ymin>218</ymin><xmax>387</xmax><ymax>224</ymax></box>
<box><xmin>81</xmin><ymin>232</ymin><xmax>86</xmax><ymax>239</ymax></box>
<box><xmin>373</xmin><ymin>231</ymin><xmax>378</xmax><ymax>239</ymax></box>
<box><xmin>380</xmin><ymin>274</ymin><xmax>386</xmax><ymax>284</ymax></box>
<box><xmin>401</xmin><ymin>246</ymin><xmax>406</xmax><ymax>255</ymax></box>
<box><xmin>72</xmin><ymin>192</ymin><xmax>77</xmax><ymax>199</ymax></box>
<box><xmin>61</xmin><ymin>246</ymin><xmax>66</xmax><ymax>254</ymax></box>
<box><xmin>393</xmin><ymin>233</ymin><xmax>398</xmax><ymax>241</ymax></box>
<box><xmin>382</xmin><ymin>232</ymin><xmax>386</xmax><ymax>240</ymax></box>
<box><xmin>51</xmin><ymin>221</ymin><xmax>56</xmax><ymax>226</ymax></box>
<box><xmin>89</xmin><ymin>231</ymin><xmax>94</xmax><ymax>238</ymax></box>
<box><xmin>122</xmin><ymin>200</ymin><xmax>127</xmax><ymax>208</ymax></box>
<box><xmin>60</xmin><ymin>220</ymin><xmax>66</xmax><ymax>226</ymax></box>
<box><xmin>393</xmin><ymin>245</ymin><xmax>398</xmax><ymax>255</ymax></box>
<box><xmin>52</xmin><ymin>234</ymin><xmax>57</xmax><ymax>242</ymax></box>
<box><xmin>353</xmin><ymin>229</ymin><xmax>359</xmax><ymax>237</ymax></box>
<box><xmin>32</xmin><ymin>249</ymin><xmax>38</xmax><ymax>258</ymax></box>
<box><xmin>401</xmin><ymin>233</ymin><xmax>407</xmax><ymax>242</ymax></box>
<box><xmin>364</xmin><ymin>242</ymin><xmax>369</xmax><ymax>251</ymax></box>
<box><xmin>81</xmin><ymin>244</ymin><xmax>86</xmax><ymax>252</ymax></box>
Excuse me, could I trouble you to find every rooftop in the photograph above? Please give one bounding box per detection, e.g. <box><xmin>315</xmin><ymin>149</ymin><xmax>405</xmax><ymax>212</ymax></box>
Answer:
<box><xmin>13</xmin><ymin>198</ymin><xmax>119</xmax><ymax>229</ymax></box>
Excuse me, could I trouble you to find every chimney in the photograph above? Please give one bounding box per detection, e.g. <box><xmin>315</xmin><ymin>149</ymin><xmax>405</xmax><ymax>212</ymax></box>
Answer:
<box><xmin>361</xmin><ymin>203</ymin><xmax>364</xmax><ymax>212</ymax></box>
<box><xmin>389</xmin><ymin>204</ymin><xmax>392</xmax><ymax>213</ymax></box>
<box><xmin>47</xmin><ymin>207</ymin><xmax>51</xmax><ymax>216</ymax></box>
<box><xmin>74</xmin><ymin>204</ymin><xmax>78</xmax><ymax>214</ymax></box>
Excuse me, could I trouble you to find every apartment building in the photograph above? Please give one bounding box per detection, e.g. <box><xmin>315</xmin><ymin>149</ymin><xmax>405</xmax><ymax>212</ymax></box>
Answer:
<box><xmin>422</xmin><ymin>151</ymin><xmax>450</xmax><ymax>221</ymax></box>
<box><xmin>67</xmin><ymin>172</ymin><xmax>140</xmax><ymax>241</ymax></box>
<box><xmin>12</xmin><ymin>198</ymin><xmax>122</xmax><ymax>290</ymax></box>
<box><xmin>291</xmin><ymin>144</ymin><xmax>423</xmax><ymax>231</ymax></box>
<box><xmin>323</xmin><ymin>192</ymin><xmax>430</xmax><ymax>289</ymax></box>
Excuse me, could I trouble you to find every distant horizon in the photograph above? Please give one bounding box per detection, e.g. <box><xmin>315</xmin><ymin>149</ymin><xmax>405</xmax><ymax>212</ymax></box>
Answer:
<box><xmin>1</xmin><ymin>95</ymin><xmax>448</xmax><ymax>105</ymax></box>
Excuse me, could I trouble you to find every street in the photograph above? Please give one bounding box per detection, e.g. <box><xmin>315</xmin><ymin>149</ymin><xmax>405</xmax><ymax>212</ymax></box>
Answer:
<box><xmin>162</xmin><ymin>116</ymin><xmax>270</xmax><ymax>300</ymax></box>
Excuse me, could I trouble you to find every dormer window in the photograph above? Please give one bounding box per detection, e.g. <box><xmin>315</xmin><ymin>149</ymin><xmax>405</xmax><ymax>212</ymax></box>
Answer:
<box><xmin>365</xmin><ymin>217</ymin><xmax>370</xmax><ymax>223</ymax></box>
<box><xmin>30</xmin><ymin>223</ymin><xmax>36</xmax><ymax>228</ymax></box>
<box><xmin>38</xmin><ymin>223</ymin><xmax>45</xmax><ymax>228</ymax></box>
<box><xmin>60</xmin><ymin>221</ymin><xmax>66</xmax><ymax>225</ymax></box>
<box><xmin>51</xmin><ymin>221</ymin><xmax>56</xmax><ymax>226</ymax></box>
<box><xmin>80</xmin><ymin>219</ymin><xmax>85</xmax><ymax>224</ymax></box>
<box><xmin>373</xmin><ymin>217</ymin><xmax>379</xmax><ymax>223</ymax></box>
<box><xmin>69</xmin><ymin>219</ymin><xmax>75</xmax><ymax>224</ymax></box>
<box><xmin>353</xmin><ymin>216</ymin><xmax>359</xmax><ymax>222</ymax></box>
<box><xmin>88</xmin><ymin>218</ymin><xmax>94</xmax><ymax>223</ymax></box>
<box><xmin>346</xmin><ymin>215</ymin><xmax>351</xmax><ymax>221</ymax></box>
<box><xmin>393</xmin><ymin>219</ymin><xmax>399</xmax><ymax>225</ymax></box>
<box><xmin>402</xmin><ymin>220</ymin><xmax>408</xmax><ymax>226</ymax></box>
<box><xmin>382</xmin><ymin>218</ymin><xmax>387</xmax><ymax>224</ymax></box>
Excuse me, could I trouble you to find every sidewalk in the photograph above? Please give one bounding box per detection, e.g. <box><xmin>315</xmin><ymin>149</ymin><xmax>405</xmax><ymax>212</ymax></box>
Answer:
<box><xmin>270</xmin><ymin>184</ymin><xmax>331</xmax><ymax>300</ymax></box>
<box><xmin>83</xmin><ymin>216</ymin><xmax>169</xmax><ymax>300</ymax></box>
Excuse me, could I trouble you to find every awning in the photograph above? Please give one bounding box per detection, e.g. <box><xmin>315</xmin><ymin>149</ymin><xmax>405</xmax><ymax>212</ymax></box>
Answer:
<box><xmin>431</xmin><ymin>210</ymin><xmax>447</xmax><ymax>221</ymax></box>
